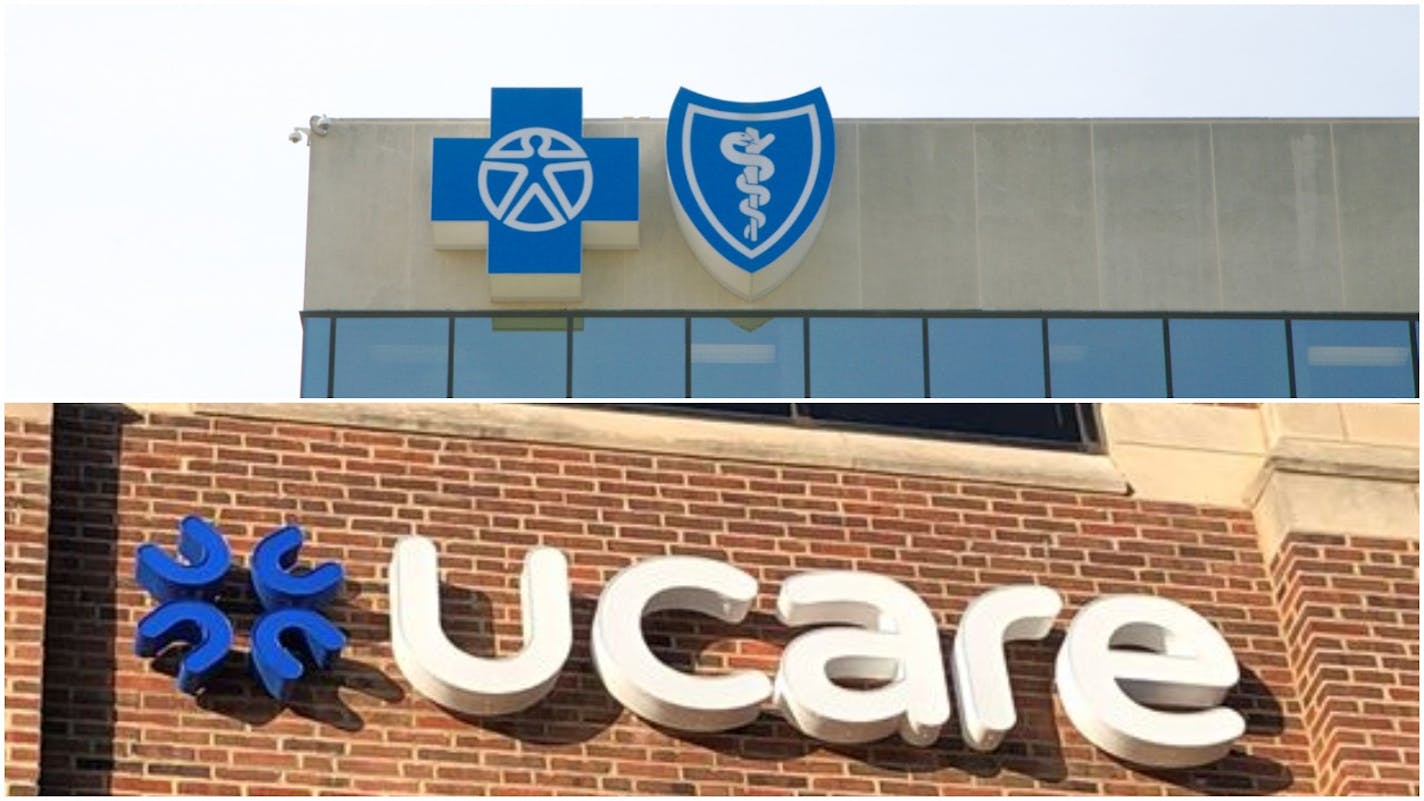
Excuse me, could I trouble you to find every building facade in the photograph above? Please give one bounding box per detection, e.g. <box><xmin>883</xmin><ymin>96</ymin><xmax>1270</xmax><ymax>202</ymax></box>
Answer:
<box><xmin>299</xmin><ymin>105</ymin><xmax>1419</xmax><ymax>398</ymax></box>
<box><xmin>4</xmin><ymin>402</ymin><xmax>1418</xmax><ymax>795</ymax></box>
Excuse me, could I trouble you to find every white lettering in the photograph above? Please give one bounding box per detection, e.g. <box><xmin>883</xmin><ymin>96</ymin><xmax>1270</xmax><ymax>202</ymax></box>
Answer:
<box><xmin>1055</xmin><ymin>595</ymin><xmax>1245</xmax><ymax>767</ymax></box>
<box><xmin>773</xmin><ymin>571</ymin><xmax>951</xmax><ymax>746</ymax></box>
<box><xmin>389</xmin><ymin>536</ymin><xmax>571</xmax><ymax>715</ymax></box>
<box><xmin>590</xmin><ymin>556</ymin><xmax>772</xmax><ymax>731</ymax></box>
<box><xmin>387</xmin><ymin>545</ymin><xmax>1246</xmax><ymax>768</ymax></box>
<box><xmin>952</xmin><ymin>585</ymin><xmax>1062</xmax><ymax>751</ymax></box>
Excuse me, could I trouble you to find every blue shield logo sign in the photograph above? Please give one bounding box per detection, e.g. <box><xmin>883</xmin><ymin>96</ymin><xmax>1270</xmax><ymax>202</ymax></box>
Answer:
<box><xmin>667</xmin><ymin>88</ymin><xmax>835</xmax><ymax>300</ymax></box>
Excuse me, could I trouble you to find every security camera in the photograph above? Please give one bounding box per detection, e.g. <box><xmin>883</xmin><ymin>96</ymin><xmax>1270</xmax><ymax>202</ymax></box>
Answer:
<box><xmin>288</xmin><ymin>129</ymin><xmax>304</xmax><ymax>144</ymax></box>
<box><xmin>310</xmin><ymin>115</ymin><xmax>331</xmax><ymax>136</ymax></box>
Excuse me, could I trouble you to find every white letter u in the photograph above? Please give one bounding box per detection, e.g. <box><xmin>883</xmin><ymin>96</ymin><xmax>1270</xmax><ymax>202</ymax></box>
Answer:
<box><xmin>389</xmin><ymin>536</ymin><xmax>572</xmax><ymax>716</ymax></box>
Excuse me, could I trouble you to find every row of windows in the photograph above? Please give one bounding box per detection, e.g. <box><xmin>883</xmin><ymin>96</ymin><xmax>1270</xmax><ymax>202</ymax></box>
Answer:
<box><xmin>301</xmin><ymin>314</ymin><xmax>1420</xmax><ymax>399</ymax></box>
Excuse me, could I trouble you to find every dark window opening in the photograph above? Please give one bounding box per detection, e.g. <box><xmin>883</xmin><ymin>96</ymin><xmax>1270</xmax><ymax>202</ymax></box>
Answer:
<box><xmin>613</xmin><ymin>403</ymin><xmax>1097</xmax><ymax>451</ymax></box>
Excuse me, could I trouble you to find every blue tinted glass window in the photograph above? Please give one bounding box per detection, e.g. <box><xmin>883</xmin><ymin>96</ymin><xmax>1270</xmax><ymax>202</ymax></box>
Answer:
<box><xmin>927</xmin><ymin>318</ymin><xmax>1044</xmax><ymax>397</ymax></box>
<box><xmin>332</xmin><ymin>317</ymin><xmax>449</xmax><ymax>398</ymax></box>
<box><xmin>691</xmin><ymin>317</ymin><xmax>805</xmax><ymax>398</ymax></box>
<box><xmin>1291</xmin><ymin>320</ymin><xmax>1416</xmax><ymax>398</ymax></box>
<box><xmin>1048</xmin><ymin>318</ymin><xmax>1166</xmax><ymax>397</ymax></box>
<box><xmin>301</xmin><ymin>317</ymin><xmax>331</xmax><ymax>398</ymax></box>
<box><xmin>809</xmin><ymin>318</ymin><xmax>923</xmax><ymax>398</ymax></box>
<box><xmin>1169</xmin><ymin>318</ymin><xmax>1289</xmax><ymax>398</ymax></box>
<box><xmin>452</xmin><ymin>317</ymin><xmax>567</xmax><ymax>398</ymax></box>
<box><xmin>572</xmin><ymin>317</ymin><xmax>685</xmax><ymax>398</ymax></box>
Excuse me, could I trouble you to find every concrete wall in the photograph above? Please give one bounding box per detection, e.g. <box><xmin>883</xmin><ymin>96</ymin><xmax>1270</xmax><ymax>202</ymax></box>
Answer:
<box><xmin>304</xmin><ymin>119</ymin><xmax>1419</xmax><ymax>313</ymax></box>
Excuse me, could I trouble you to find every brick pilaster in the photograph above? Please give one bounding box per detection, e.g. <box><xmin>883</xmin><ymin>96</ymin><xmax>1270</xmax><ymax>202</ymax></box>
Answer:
<box><xmin>4</xmin><ymin>407</ymin><xmax>54</xmax><ymax>795</ymax></box>
<box><xmin>1269</xmin><ymin>533</ymin><xmax>1420</xmax><ymax>795</ymax></box>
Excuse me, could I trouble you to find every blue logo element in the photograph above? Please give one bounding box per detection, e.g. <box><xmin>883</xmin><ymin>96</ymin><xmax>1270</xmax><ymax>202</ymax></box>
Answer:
<box><xmin>248</xmin><ymin>525</ymin><xmax>346</xmax><ymax>700</ymax></box>
<box><xmin>250</xmin><ymin>525</ymin><xmax>344</xmax><ymax>611</ymax></box>
<box><xmin>667</xmin><ymin>87</ymin><xmax>835</xmax><ymax>300</ymax></box>
<box><xmin>135</xmin><ymin>515</ymin><xmax>232</xmax><ymax>602</ymax></box>
<box><xmin>135</xmin><ymin>599</ymin><xmax>234</xmax><ymax>695</ymax></box>
<box><xmin>251</xmin><ymin>608</ymin><xmax>347</xmax><ymax>702</ymax></box>
<box><xmin>133</xmin><ymin>518</ymin><xmax>345</xmax><ymax>701</ymax></box>
<box><xmin>431</xmin><ymin>88</ymin><xmax>640</xmax><ymax>301</ymax></box>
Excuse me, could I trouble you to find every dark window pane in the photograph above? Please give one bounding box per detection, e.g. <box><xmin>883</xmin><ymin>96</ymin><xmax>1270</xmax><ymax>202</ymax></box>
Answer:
<box><xmin>601</xmin><ymin>403</ymin><xmax>1092</xmax><ymax>448</ymax></box>
<box><xmin>800</xmin><ymin>404</ymin><xmax>1086</xmax><ymax>446</ymax></box>
<box><xmin>809</xmin><ymin>318</ymin><xmax>923</xmax><ymax>398</ymax></box>
<box><xmin>572</xmin><ymin>317</ymin><xmax>685</xmax><ymax>398</ymax></box>
<box><xmin>691</xmin><ymin>317</ymin><xmax>805</xmax><ymax>398</ymax></box>
<box><xmin>1291</xmin><ymin>320</ymin><xmax>1415</xmax><ymax>398</ymax></box>
<box><xmin>452</xmin><ymin>317</ymin><xmax>567</xmax><ymax>398</ymax></box>
<box><xmin>300</xmin><ymin>317</ymin><xmax>331</xmax><ymax>398</ymax></box>
<box><xmin>1048</xmin><ymin>318</ymin><xmax>1166</xmax><ymax>397</ymax></box>
<box><xmin>616</xmin><ymin>403</ymin><xmax>794</xmax><ymax>422</ymax></box>
<box><xmin>927</xmin><ymin>318</ymin><xmax>1044</xmax><ymax>397</ymax></box>
<box><xmin>332</xmin><ymin>317</ymin><xmax>449</xmax><ymax>398</ymax></box>
<box><xmin>1169</xmin><ymin>318</ymin><xmax>1290</xmax><ymax>397</ymax></box>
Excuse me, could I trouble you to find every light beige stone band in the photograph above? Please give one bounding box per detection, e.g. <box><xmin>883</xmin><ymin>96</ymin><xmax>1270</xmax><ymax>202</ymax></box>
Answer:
<box><xmin>1099</xmin><ymin>403</ymin><xmax>1418</xmax><ymax>559</ymax></box>
<box><xmin>51</xmin><ymin>402</ymin><xmax>1423</xmax><ymax>561</ymax></box>
<box><xmin>177</xmin><ymin>402</ymin><xmax>1130</xmax><ymax>495</ymax></box>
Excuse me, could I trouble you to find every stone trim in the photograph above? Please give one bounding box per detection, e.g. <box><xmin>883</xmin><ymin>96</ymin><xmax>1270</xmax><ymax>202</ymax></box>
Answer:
<box><xmin>1099</xmin><ymin>403</ymin><xmax>1268</xmax><ymax>508</ymax></box>
<box><xmin>1244</xmin><ymin>437</ymin><xmax>1419</xmax><ymax>505</ymax></box>
<box><xmin>1248</xmin><ymin>436</ymin><xmax>1420</xmax><ymax>561</ymax></box>
<box><xmin>2</xmin><ymin>404</ymin><xmax>53</xmax><ymax>424</ymax></box>
<box><xmin>175</xmin><ymin>403</ymin><xmax>1130</xmax><ymax>495</ymax></box>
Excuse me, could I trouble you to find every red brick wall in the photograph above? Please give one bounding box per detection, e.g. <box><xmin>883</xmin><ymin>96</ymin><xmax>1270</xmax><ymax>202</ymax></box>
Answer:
<box><xmin>1270</xmin><ymin>533</ymin><xmax>1420</xmax><ymax>795</ymax></box>
<box><xmin>21</xmin><ymin>403</ymin><xmax>1416</xmax><ymax>795</ymax></box>
<box><xmin>4</xmin><ymin>409</ymin><xmax>53</xmax><ymax>795</ymax></box>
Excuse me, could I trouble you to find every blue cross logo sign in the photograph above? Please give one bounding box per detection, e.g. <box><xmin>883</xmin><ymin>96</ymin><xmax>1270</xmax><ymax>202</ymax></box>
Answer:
<box><xmin>431</xmin><ymin>88</ymin><xmax>639</xmax><ymax>301</ymax></box>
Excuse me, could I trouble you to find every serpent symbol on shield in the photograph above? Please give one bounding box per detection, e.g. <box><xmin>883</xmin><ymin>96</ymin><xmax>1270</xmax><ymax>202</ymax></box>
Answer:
<box><xmin>722</xmin><ymin>127</ymin><xmax>776</xmax><ymax>243</ymax></box>
<box><xmin>667</xmin><ymin>88</ymin><xmax>835</xmax><ymax>301</ymax></box>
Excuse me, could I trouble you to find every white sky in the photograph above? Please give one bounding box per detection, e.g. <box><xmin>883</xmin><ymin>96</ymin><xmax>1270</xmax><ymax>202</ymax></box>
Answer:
<box><xmin>4</xmin><ymin>3</ymin><xmax>1419</xmax><ymax>400</ymax></box>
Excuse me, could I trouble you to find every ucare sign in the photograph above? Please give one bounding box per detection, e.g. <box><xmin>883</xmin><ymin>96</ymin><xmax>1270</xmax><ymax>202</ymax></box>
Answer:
<box><xmin>137</xmin><ymin>520</ymin><xmax>1246</xmax><ymax>771</ymax></box>
<box><xmin>430</xmin><ymin>87</ymin><xmax>834</xmax><ymax>302</ymax></box>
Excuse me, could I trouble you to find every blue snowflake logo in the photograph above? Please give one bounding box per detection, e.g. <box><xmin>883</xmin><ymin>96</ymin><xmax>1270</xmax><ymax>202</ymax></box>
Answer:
<box><xmin>133</xmin><ymin>516</ymin><xmax>346</xmax><ymax>701</ymax></box>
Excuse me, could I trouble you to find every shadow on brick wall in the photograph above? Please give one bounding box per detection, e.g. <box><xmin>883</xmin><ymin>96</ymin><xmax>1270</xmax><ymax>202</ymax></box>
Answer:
<box><xmin>451</xmin><ymin>594</ymin><xmax>630</xmax><ymax>743</ymax></box>
<box><xmin>38</xmin><ymin>404</ymin><xmax>136</xmax><ymax>794</ymax></box>
<box><xmin>1124</xmin><ymin>664</ymin><xmax>1294</xmax><ymax>795</ymax></box>
<box><xmin>663</xmin><ymin>626</ymin><xmax>1071</xmax><ymax>789</ymax></box>
<box><xmin>155</xmin><ymin>648</ymin><xmax>404</xmax><ymax>734</ymax></box>
<box><xmin>432</xmin><ymin>594</ymin><xmax>1296</xmax><ymax>794</ymax></box>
